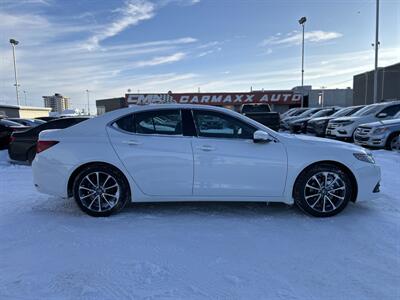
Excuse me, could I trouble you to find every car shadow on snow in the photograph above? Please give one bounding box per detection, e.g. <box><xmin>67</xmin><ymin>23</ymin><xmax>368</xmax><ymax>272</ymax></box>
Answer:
<box><xmin>31</xmin><ymin>195</ymin><xmax>383</xmax><ymax>221</ymax></box>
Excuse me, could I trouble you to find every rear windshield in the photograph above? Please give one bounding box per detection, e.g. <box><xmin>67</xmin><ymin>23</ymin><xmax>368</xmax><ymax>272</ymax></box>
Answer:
<box><xmin>241</xmin><ymin>105</ymin><xmax>270</xmax><ymax>113</ymax></box>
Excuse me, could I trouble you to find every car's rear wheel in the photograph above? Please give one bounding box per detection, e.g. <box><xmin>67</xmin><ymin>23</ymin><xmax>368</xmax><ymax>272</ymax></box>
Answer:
<box><xmin>293</xmin><ymin>164</ymin><xmax>353</xmax><ymax>217</ymax></box>
<box><xmin>72</xmin><ymin>165</ymin><xmax>129</xmax><ymax>217</ymax></box>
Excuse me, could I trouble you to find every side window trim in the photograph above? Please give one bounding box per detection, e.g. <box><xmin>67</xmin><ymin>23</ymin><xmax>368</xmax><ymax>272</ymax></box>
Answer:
<box><xmin>112</xmin><ymin>108</ymin><xmax>184</xmax><ymax>137</ymax></box>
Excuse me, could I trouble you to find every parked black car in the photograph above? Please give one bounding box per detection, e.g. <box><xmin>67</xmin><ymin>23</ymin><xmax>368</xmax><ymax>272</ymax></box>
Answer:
<box><xmin>35</xmin><ymin>116</ymin><xmax>59</xmax><ymax>122</ymax></box>
<box><xmin>8</xmin><ymin>117</ymin><xmax>89</xmax><ymax>163</ymax></box>
<box><xmin>288</xmin><ymin>107</ymin><xmax>341</xmax><ymax>133</ymax></box>
<box><xmin>7</xmin><ymin>118</ymin><xmax>46</xmax><ymax>127</ymax></box>
<box><xmin>307</xmin><ymin>105</ymin><xmax>365</xmax><ymax>137</ymax></box>
<box><xmin>0</xmin><ymin>119</ymin><xmax>30</xmax><ymax>150</ymax></box>
<box><xmin>240</xmin><ymin>104</ymin><xmax>280</xmax><ymax>131</ymax></box>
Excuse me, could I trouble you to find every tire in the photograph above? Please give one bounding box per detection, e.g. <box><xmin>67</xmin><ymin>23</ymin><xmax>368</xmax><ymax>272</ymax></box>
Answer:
<box><xmin>27</xmin><ymin>148</ymin><xmax>36</xmax><ymax>164</ymax></box>
<box><xmin>293</xmin><ymin>164</ymin><xmax>353</xmax><ymax>217</ymax></box>
<box><xmin>385</xmin><ymin>133</ymin><xmax>400</xmax><ymax>151</ymax></box>
<box><xmin>72</xmin><ymin>165</ymin><xmax>130</xmax><ymax>217</ymax></box>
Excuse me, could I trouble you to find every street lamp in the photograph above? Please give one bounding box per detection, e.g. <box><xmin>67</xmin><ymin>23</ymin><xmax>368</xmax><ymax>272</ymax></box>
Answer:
<box><xmin>86</xmin><ymin>89</ymin><xmax>90</xmax><ymax>116</ymax></box>
<box><xmin>23</xmin><ymin>90</ymin><xmax>27</xmax><ymax>105</ymax></box>
<box><xmin>373</xmin><ymin>0</ymin><xmax>380</xmax><ymax>103</ymax></box>
<box><xmin>9</xmin><ymin>38</ymin><xmax>20</xmax><ymax>106</ymax></box>
<box><xmin>298</xmin><ymin>17</ymin><xmax>307</xmax><ymax>107</ymax></box>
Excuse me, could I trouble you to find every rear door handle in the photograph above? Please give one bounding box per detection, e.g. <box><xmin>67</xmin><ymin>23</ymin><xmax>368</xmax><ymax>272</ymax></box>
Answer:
<box><xmin>123</xmin><ymin>140</ymin><xmax>142</xmax><ymax>146</ymax></box>
<box><xmin>198</xmin><ymin>145</ymin><xmax>215</xmax><ymax>151</ymax></box>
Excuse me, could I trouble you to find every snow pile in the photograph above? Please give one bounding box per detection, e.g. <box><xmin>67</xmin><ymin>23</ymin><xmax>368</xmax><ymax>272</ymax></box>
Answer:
<box><xmin>0</xmin><ymin>150</ymin><xmax>399</xmax><ymax>299</ymax></box>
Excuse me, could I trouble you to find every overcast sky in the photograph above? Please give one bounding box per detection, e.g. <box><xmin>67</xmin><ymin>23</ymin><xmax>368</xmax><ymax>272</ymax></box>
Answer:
<box><xmin>0</xmin><ymin>0</ymin><xmax>399</xmax><ymax>111</ymax></box>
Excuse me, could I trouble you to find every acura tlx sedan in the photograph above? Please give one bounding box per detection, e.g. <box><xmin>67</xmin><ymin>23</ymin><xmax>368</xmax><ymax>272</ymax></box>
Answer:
<box><xmin>32</xmin><ymin>104</ymin><xmax>381</xmax><ymax>217</ymax></box>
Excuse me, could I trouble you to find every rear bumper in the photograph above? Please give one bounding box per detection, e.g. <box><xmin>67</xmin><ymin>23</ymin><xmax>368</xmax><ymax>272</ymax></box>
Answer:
<box><xmin>8</xmin><ymin>146</ymin><xmax>27</xmax><ymax>162</ymax></box>
<box><xmin>32</xmin><ymin>154</ymin><xmax>71</xmax><ymax>198</ymax></box>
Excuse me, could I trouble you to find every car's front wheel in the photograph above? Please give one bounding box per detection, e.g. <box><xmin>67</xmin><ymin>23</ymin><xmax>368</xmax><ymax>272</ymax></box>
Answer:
<box><xmin>293</xmin><ymin>164</ymin><xmax>353</xmax><ymax>217</ymax></box>
<box><xmin>72</xmin><ymin>165</ymin><xmax>129</xmax><ymax>217</ymax></box>
<box><xmin>386</xmin><ymin>133</ymin><xmax>400</xmax><ymax>151</ymax></box>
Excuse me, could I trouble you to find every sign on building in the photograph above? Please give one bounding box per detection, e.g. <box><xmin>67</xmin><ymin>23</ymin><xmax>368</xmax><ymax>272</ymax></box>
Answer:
<box><xmin>126</xmin><ymin>92</ymin><xmax>302</xmax><ymax>106</ymax></box>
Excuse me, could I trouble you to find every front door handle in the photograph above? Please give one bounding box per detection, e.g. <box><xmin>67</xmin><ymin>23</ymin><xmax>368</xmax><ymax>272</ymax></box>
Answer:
<box><xmin>198</xmin><ymin>145</ymin><xmax>215</xmax><ymax>151</ymax></box>
<box><xmin>123</xmin><ymin>140</ymin><xmax>142</xmax><ymax>146</ymax></box>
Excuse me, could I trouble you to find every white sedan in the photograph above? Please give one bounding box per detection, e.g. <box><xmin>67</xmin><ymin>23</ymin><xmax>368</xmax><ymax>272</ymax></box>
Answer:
<box><xmin>32</xmin><ymin>104</ymin><xmax>381</xmax><ymax>217</ymax></box>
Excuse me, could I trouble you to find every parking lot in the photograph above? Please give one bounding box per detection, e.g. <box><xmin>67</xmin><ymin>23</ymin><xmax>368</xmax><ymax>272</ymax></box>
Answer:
<box><xmin>0</xmin><ymin>149</ymin><xmax>399</xmax><ymax>300</ymax></box>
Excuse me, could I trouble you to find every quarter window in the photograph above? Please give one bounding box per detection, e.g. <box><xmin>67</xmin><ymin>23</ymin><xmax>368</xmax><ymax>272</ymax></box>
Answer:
<box><xmin>193</xmin><ymin>110</ymin><xmax>255</xmax><ymax>139</ymax></box>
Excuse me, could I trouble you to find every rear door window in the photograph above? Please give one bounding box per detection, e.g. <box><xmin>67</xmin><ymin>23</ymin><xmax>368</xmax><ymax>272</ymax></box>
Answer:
<box><xmin>135</xmin><ymin>110</ymin><xmax>182</xmax><ymax>135</ymax></box>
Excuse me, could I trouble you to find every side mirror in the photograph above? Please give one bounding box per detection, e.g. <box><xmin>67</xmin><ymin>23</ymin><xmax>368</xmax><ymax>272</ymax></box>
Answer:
<box><xmin>377</xmin><ymin>112</ymin><xmax>387</xmax><ymax>118</ymax></box>
<box><xmin>253</xmin><ymin>130</ymin><xmax>273</xmax><ymax>143</ymax></box>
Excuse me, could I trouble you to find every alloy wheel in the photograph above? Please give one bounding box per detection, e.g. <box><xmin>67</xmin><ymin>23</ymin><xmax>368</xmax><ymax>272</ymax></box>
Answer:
<box><xmin>78</xmin><ymin>171</ymin><xmax>120</xmax><ymax>213</ymax></box>
<box><xmin>303</xmin><ymin>171</ymin><xmax>346</xmax><ymax>213</ymax></box>
<box><xmin>390</xmin><ymin>135</ymin><xmax>400</xmax><ymax>152</ymax></box>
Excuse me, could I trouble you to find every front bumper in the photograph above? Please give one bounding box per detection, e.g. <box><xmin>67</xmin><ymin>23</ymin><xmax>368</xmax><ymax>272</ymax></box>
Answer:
<box><xmin>353</xmin><ymin>163</ymin><xmax>381</xmax><ymax>202</ymax></box>
<box><xmin>307</xmin><ymin>123</ymin><xmax>327</xmax><ymax>136</ymax></box>
<box><xmin>354</xmin><ymin>133</ymin><xmax>388</xmax><ymax>148</ymax></box>
<box><xmin>326</xmin><ymin>124</ymin><xmax>355</xmax><ymax>138</ymax></box>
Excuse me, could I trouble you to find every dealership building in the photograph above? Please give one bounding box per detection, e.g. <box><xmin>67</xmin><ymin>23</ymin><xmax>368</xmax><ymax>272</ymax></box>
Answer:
<box><xmin>353</xmin><ymin>62</ymin><xmax>400</xmax><ymax>105</ymax></box>
<box><xmin>96</xmin><ymin>86</ymin><xmax>353</xmax><ymax>115</ymax></box>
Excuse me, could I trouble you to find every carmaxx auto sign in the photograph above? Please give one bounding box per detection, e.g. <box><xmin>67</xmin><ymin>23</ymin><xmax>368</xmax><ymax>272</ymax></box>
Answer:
<box><xmin>126</xmin><ymin>92</ymin><xmax>302</xmax><ymax>106</ymax></box>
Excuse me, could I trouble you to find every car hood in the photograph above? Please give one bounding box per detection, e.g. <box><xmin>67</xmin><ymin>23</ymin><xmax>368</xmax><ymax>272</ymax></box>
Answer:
<box><xmin>360</xmin><ymin>118</ymin><xmax>400</xmax><ymax>128</ymax></box>
<box><xmin>308</xmin><ymin>116</ymin><xmax>333</xmax><ymax>123</ymax></box>
<box><xmin>331</xmin><ymin>116</ymin><xmax>360</xmax><ymax>122</ymax></box>
<box><xmin>290</xmin><ymin>117</ymin><xmax>311</xmax><ymax>124</ymax></box>
<box><xmin>331</xmin><ymin>115</ymin><xmax>378</xmax><ymax>125</ymax></box>
<box><xmin>279</xmin><ymin>132</ymin><xmax>364</xmax><ymax>152</ymax></box>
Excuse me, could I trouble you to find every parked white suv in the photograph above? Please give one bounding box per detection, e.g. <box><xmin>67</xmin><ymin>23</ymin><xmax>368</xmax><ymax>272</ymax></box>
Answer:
<box><xmin>326</xmin><ymin>101</ymin><xmax>400</xmax><ymax>141</ymax></box>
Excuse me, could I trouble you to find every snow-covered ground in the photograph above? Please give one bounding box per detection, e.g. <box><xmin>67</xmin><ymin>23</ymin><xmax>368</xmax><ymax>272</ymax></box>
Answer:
<box><xmin>0</xmin><ymin>150</ymin><xmax>399</xmax><ymax>300</ymax></box>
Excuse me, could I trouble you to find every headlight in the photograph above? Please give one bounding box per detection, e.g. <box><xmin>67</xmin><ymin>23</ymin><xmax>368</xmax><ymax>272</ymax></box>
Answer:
<box><xmin>373</xmin><ymin>127</ymin><xmax>388</xmax><ymax>135</ymax></box>
<box><xmin>340</xmin><ymin>121</ymin><xmax>354</xmax><ymax>126</ymax></box>
<box><xmin>353</xmin><ymin>152</ymin><xmax>375</xmax><ymax>164</ymax></box>
<box><xmin>315</xmin><ymin>120</ymin><xmax>326</xmax><ymax>125</ymax></box>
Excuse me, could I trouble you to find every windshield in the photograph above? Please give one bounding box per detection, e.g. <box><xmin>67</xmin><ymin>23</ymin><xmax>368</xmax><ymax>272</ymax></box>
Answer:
<box><xmin>290</xmin><ymin>109</ymin><xmax>308</xmax><ymax>116</ymax></box>
<box><xmin>352</xmin><ymin>105</ymin><xmax>383</xmax><ymax>116</ymax></box>
<box><xmin>0</xmin><ymin>119</ymin><xmax>24</xmax><ymax>127</ymax></box>
<box><xmin>310</xmin><ymin>109</ymin><xmax>335</xmax><ymax>118</ymax></box>
<box><xmin>298</xmin><ymin>108</ymin><xmax>321</xmax><ymax>118</ymax></box>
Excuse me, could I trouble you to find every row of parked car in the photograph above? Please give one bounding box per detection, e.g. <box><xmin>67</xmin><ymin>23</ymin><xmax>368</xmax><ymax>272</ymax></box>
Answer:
<box><xmin>0</xmin><ymin>116</ymin><xmax>88</xmax><ymax>163</ymax></box>
<box><xmin>280</xmin><ymin>100</ymin><xmax>400</xmax><ymax>151</ymax></box>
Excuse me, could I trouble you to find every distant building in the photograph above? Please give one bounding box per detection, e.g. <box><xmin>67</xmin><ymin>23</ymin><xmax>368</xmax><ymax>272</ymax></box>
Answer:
<box><xmin>43</xmin><ymin>93</ymin><xmax>69</xmax><ymax>114</ymax></box>
<box><xmin>292</xmin><ymin>86</ymin><xmax>353</xmax><ymax>110</ymax></box>
<box><xmin>0</xmin><ymin>104</ymin><xmax>51</xmax><ymax>118</ymax></box>
<box><xmin>353</xmin><ymin>62</ymin><xmax>400</xmax><ymax>105</ymax></box>
<box><xmin>95</xmin><ymin>87</ymin><xmax>355</xmax><ymax>115</ymax></box>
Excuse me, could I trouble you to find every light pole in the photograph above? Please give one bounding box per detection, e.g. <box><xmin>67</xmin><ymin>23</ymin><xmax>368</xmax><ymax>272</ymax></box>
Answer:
<box><xmin>23</xmin><ymin>90</ymin><xmax>27</xmax><ymax>105</ymax></box>
<box><xmin>86</xmin><ymin>89</ymin><xmax>90</xmax><ymax>115</ymax></box>
<box><xmin>298</xmin><ymin>17</ymin><xmax>307</xmax><ymax>107</ymax></box>
<box><xmin>373</xmin><ymin>0</ymin><xmax>380</xmax><ymax>103</ymax></box>
<box><xmin>9</xmin><ymin>39</ymin><xmax>20</xmax><ymax>106</ymax></box>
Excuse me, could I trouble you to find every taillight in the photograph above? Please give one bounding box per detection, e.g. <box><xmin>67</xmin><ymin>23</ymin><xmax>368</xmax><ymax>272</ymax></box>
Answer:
<box><xmin>36</xmin><ymin>141</ymin><xmax>59</xmax><ymax>153</ymax></box>
<box><xmin>9</xmin><ymin>136</ymin><xmax>16</xmax><ymax>143</ymax></box>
